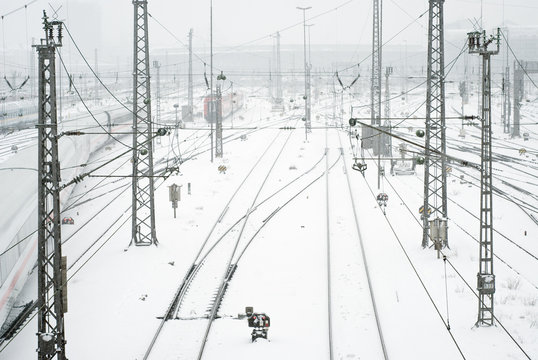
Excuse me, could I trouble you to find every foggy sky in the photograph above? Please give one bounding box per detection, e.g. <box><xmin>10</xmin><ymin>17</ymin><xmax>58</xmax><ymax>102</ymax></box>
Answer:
<box><xmin>1</xmin><ymin>0</ymin><xmax>537</xmax><ymax>72</ymax></box>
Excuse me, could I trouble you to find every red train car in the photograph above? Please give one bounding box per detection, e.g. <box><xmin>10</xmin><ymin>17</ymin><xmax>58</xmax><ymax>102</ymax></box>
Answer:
<box><xmin>203</xmin><ymin>92</ymin><xmax>244</xmax><ymax>122</ymax></box>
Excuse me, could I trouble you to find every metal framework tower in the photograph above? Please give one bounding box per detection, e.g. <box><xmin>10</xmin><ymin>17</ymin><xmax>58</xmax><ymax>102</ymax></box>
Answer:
<box><xmin>422</xmin><ymin>0</ymin><xmax>448</xmax><ymax>250</ymax></box>
<box><xmin>512</xmin><ymin>60</ymin><xmax>538</xmax><ymax>138</ymax></box>
<box><xmin>502</xmin><ymin>29</ymin><xmax>511</xmax><ymax>134</ymax></box>
<box><xmin>297</xmin><ymin>6</ymin><xmax>311</xmax><ymax>140</ymax></box>
<box><xmin>383</xmin><ymin>66</ymin><xmax>393</xmax><ymax>157</ymax></box>
<box><xmin>215</xmin><ymin>84</ymin><xmax>223</xmax><ymax>157</ymax></box>
<box><xmin>365</xmin><ymin>0</ymin><xmax>382</xmax><ymax>151</ymax></box>
<box><xmin>502</xmin><ymin>66</ymin><xmax>511</xmax><ymax>134</ymax></box>
<box><xmin>35</xmin><ymin>12</ymin><xmax>67</xmax><ymax>360</ymax></box>
<box><xmin>273</xmin><ymin>31</ymin><xmax>284</xmax><ymax>110</ymax></box>
<box><xmin>131</xmin><ymin>0</ymin><xmax>157</xmax><ymax>246</ymax></box>
<box><xmin>467</xmin><ymin>28</ymin><xmax>500</xmax><ymax>327</ymax></box>
<box><xmin>153</xmin><ymin>60</ymin><xmax>161</xmax><ymax>145</ymax></box>
<box><xmin>153</xmin><ymin>61</ymin><xmax>161</xmax><ymax>125</ymax></box>
<box><xmin>188</xmin><ymin>29</ymin><xmax>193</xmax><ymax>122</ymax></box>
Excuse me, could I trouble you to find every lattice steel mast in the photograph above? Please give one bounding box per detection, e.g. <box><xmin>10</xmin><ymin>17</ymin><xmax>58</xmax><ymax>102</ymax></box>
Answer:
<box><xmin>384</xmin><ymin>66</ymin><xmax>393</xmax><ymax>157</ymax></box>
<box><xmin>468</xmin><ymin>28</ymin><xmax>500</xmax><ymax>327</ymax></box>
<box><xmin>131</xmin><ymin>0</ymin><xmax>157</xmax><ymax>246</ymax></box>
<box><xmin>35</xmin><ymin>11</ymin><xmax>67</xmax><ymax>360</ymax></box>
<box><xmin>153</xmin><ymin>60</ymin><xmax>161</xmax><ymax>145</ymax></box>
<box><xmin>215</xmin><ymin>82</ymin><xmax>223</xmax><ymax>157</ymax></box>
<box><xmin>365</xmin><ymin>0</ymin><xmax>382</xmax><ymax>151</ymax></box>
<box><xmin>422</xmin><ymin>0</ymin><xmax>448</xmax><ymax>250</ymax></box>
<box><xmin>297</xmin><ymin>6</ymin><xmax>311</xmax><ymax>140</ymax></box>
<box><xmin>188</xmin><ymin>28</ymin><xmax>193</xmax><ymax>121</ymax></box>
<box><xmin>274</xmin><ymin>31</ymin><xmax>284</xmax><ymax>110</ymax></box>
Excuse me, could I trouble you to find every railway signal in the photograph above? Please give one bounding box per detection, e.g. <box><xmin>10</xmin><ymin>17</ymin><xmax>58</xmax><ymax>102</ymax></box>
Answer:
<box><xmin>168</xmin><ymin>184</ymin><xmax>181</xmax><ymax>218</ymax></box>
<box><xmin>245</xmin><ymin>307</ymin><xmax>270</xmax><ymax>342</ymax></box>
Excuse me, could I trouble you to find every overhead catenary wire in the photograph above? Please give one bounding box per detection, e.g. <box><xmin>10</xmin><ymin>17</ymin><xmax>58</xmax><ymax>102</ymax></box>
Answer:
<box><xmin>366</xmin><ymin>153</ymin><xmax>533</xmax><ymax>360</ymax></box>
<box><xmin>358</xmin><ymin>153</ymin><xmax>467</xmax><ymax>359</ymax></box>
<box><xmin>56</xmin><ymin>49</ymin><xmax>132</xmax><ymax>149</ymax></box>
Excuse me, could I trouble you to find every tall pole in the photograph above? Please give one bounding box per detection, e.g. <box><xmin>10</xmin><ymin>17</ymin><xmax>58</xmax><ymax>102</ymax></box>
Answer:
<box><xmin>384</xmin><ymin>66</ymin><xmax>393</xmax><ymax>157</ymax></box>
<box><xmin>215</xmin><ymin>83</ymin><xmax>223</xmax><ymax>157</ymax></box>
<box><xmin>366</xmin><ymin>0</ymin><xmax>382</xmax><ymax>152</ymax></box>
<box><xmin>231</xmin><ymin>81</ymin><xmax>234</xmax><ymax>128</ymax></box>
<box><xmin>188</xmin><ymin>29</ymin><xmax>193</xmax><ymax>121</ymax></box>
<box><xmin>131</xmin><ymin>0</ymin><xmax>157</xmax><ymax>246</ymax></box>
<box><xmin>422</xmin><ymin>0</ymin><xmax>448</xmax><ymax>251</ymax></box>
<box><xmin>275</xmin><ymin>32</ymin><xmax>283</xmax><ymax>107</ymax></box>
<box><xmin>307</xmin><ymin>24</ymin><xmax>314</xmax><ymax>129</ymax></box>
<box><xmin>210</xmin><ymin>0</ymin><xmax>214</xmax><ymax>162</ymax></box>
<box><xmin>467</xmin><ymin>28</ymin><xmax>500</xmax><ymax>327</ymax></box>
<box><xmin>513</xmin><ymin>61</ymin><xmax>523</xmax><ymax>138</ymax></box>
<box><xmin>35</xmin><ymin>12</ymin><xmax>67</xmax><ymax>360</ymax></box>
<box><xmin>153</xmin><ymin>60</ymin><xmax>161</xmax><ymax>146</ymax></box>
<box><xmin>297</xmin><ymin>6</ymin><xmax>311</xmax><ymax>141</ymax></box>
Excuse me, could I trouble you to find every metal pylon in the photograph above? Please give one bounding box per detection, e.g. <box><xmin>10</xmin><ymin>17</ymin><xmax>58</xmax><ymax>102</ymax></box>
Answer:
<box><xmin>422</xmin><ymin>0</ymin><xmax>448</xmax><ymax>250</ymax></box>
<box><xmin>275</xmin><ymin>32</ymin><xmax>283</xmax><ymax>106</ymax></box>
<box><xmin>513</xmin><ymin>61</ymin><xmax>524</xmax><ymax>138</ymax></box>
<box><xmin>365</xmin><ymin>0</ymin><xmax>382</xmax><ymax>152</ymax></box>
<box><xmin>35</xmin><ymin>12</ymin><xmax>67</xmax><ymax>360</ymax></box>
<box><xmin>153</xmin><ymin>60</ymin><xmax>161</xmax><ymax>145</ymax></box>
<box><xmin>468</xmin><ymin>28</ymin><xmax>500</xmax><ymax>327</ymax></box>
<box><xmin>215</xmin><ymin>84</ymin><xmax>223</xmax><ymax>157</ymax></box>
<box><xmin>384</xmin><ymin>66</ymin><xmax>392</xmax><ymax>157</ymax></box>
<box><xmin>131</xmin><ymin>0</ymin><xmax>157</xmax><ymax>246</ymax></box>
<box><xmin>188</xmin><ymin>29</ymin><xmax>193</xmax><ymax>121</ymax></box>
<box><xmin>502</xmin><ymin>66</ymin><xmax>511</xmax><ymax>134</ymax></box>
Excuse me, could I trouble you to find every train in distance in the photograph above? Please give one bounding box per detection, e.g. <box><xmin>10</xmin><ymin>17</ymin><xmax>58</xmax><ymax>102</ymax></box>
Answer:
<box><xmin>203</xmin><ymin>92</ymin><xmax>244</xmax><ymax>122</ymax></box>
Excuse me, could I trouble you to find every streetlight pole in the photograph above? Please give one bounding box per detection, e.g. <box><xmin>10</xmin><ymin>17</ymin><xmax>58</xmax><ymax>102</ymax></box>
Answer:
<box><xmin>297</xmin><ymin>6</ymin><xmax>311</xmax><ymax>141</ymax></box>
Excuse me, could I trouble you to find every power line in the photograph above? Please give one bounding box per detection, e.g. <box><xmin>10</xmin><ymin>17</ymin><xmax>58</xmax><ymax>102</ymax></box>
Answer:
<box><xmin>56</xmin><ymin>49</ymin><xmax>132</xmax><ymax>149</ymax></box>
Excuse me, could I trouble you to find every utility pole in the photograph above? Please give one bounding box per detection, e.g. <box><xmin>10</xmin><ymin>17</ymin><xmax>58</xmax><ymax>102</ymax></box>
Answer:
<box><xmin>34</xmin><ymin>12</ymin><xmax>67</xmax><ymax>360</ymax></box>
<box><xmin>153</xmin><ymin>60</ymin><xmax>161</xmax><ymax>146</ymax></box>
<box><xmin>384</xmin><ymin>66</ymin><xmax>393</xmax><ymax>157</ymax></box>
<box><xmin>272</xmin><ymin>31</ymin><xmax>284</xmax><ymax>111</ymax></box>
<box><xmin>332</xmin><ymin>76</ymin><xmax>336</xmax><ymax>124</ymax></box>
<box><xmin>502</xmin><ymin>66</ymin><xmax>511</xmax><ymax>134</ymax></box>
<box><xmin>94</xmin><ymin>48</ymin><xmax>99</xmax><ymax>103</ymax></box>
<box><xmin>188</xmin><ymin>28</ymin><xmax>193</xmax><ymax>122</ymax></box>
<box><xmin>512</xmin><ymin>60</ymin><xmax>538</xmax><ymax>137</ymax></box>
<box><xmin>307</xmin><ymin>24</ymin><xmax>314</xmax><ymax>128</ymax></box>
<box><xmin>422</xmin><ymin>0</ymin><xmax>448</xmax><ymax>251</ymax></box>
<box><xmin>210</xmin><ymin>0</ymin><xmax>214</xmax><ymax>162</ymax></box>
<box><xmin>297</xmin><ymin>6</ymin><xmax>311</xmax><ymax>141</ymax></box>
<box><xmin>131</xmin><ymin>0</ymin><xmax>157</xmax><ymax>246</ymax></box>
<box><xmin>231</xmin><ymin>81</ymin><xmax>234</xmax><ymax>128</ymax></box>
<box><xmin>467</xmin><ymin>28</ymin><xmax>500</xmax><ymax>327</ymax></box>
<box><xmin>501</xmin><ymin>28</ymin><xmax>510</xmax><ymax>134</ymax></box>
<box><xmin>366</xmin><ymin>0</ymin><xmax>382</xmax><ymax>152</ymax></box>
<box><xmin>215</xmin><ymin>71</ymin><xmax>224</xmax><ymax>158</ymax></box>
<box><xmin>30</xmin><ymin>37</ymin><xmax>36</xmax><ymax>99</ymax></box>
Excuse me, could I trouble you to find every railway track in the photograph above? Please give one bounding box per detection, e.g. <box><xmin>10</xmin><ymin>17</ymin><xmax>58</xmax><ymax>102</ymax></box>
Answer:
<box><xmin>141</xmin><ymin>130</ymin><xmax>349</xmax><ymax>359</ymax></box>
<box><xmin>335</xmin><ymin>129</ymin><xmax>389</xmax><ymax>359</ymax></box>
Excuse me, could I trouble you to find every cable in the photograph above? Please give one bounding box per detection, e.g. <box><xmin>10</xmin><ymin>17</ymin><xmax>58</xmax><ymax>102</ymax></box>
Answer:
<box><xmin>358</xmin><ymin>152</ymin><xmax>467</xmax><ymax>359</ymax></box>
<box><xmin>366</xmin><ymin>154</ymin><xmax>533</xmax><ymax>360</ymax></box>
<box><xmin>500</xmin><ymin>29</ymin><xmax>538</xmax><ymax>100</ymax></box>
<box><xmin>56</xmin><ymin>50</ymin><xmax>132</xmax><ymax>149</ymax></box>
<box><xmin>335</xmin><ymin>8</ymin><xmax>428</xmax><ymax>74</ymax></box>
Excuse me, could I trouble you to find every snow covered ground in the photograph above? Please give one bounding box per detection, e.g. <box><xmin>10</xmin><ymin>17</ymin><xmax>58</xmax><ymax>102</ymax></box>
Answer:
<box><xmin>0</xmin><ymin>84</ymin><xmax>537</xmax><ymax>360</ymax></box>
